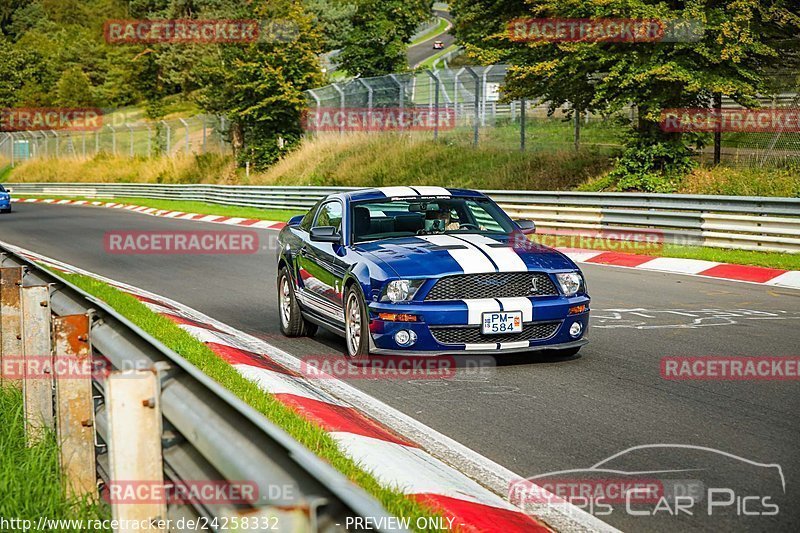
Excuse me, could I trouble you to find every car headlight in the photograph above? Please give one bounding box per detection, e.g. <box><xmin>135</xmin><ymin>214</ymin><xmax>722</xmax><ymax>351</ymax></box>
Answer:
<box><xmin>556</xmin><ymin>272</ymin><xmax>583</xmax><ymax>297</ymax></box>
<box><xmin>382</xmin><ymin>280</ymin><xmax>424</xmax><ymax>303</ymax></box>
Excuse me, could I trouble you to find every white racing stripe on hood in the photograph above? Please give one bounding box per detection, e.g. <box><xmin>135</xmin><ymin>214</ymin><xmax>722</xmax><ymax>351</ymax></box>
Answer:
<box><xmin>455</xmin><ymin>234</ymin><xmax>527</xmax><ymax>272</ymax></box>
<box><xmin>411</xmin><ymin>186</ymin><xmax>451</xmax><ymax>196</ymax></box>
<box><xmin>465</xmin><ymin>298</ymin><xmax>501</xmax><ymax>324</ymax></box>
<box><xmin>418</xmin><ymin>234</ymin><xmax>496</xmax><ymax>274</ymax></box>
<box><xmin>377</xmin><ymin>186</ymin><xmax>418</xmax><ymax>197</ymax></box>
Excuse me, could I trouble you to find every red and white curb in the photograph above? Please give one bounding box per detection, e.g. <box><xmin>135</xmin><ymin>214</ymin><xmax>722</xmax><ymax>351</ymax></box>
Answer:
<box><xmin>11</xmin><ymin>197</ymin><xmax>287</xmax><ymax>230</ymax></box>
<box><xmin>5</xmin><ymin>242</ymin><xmax>616</xmax><ymax>533</ymax></box>
<box><xmin>560</xmin><ymin>249</ymin><xmax>800</xmax><ymax>290</ymax></box>
<box><xmin>15</xmin><ymin>196</ymin><xmax>798</xmax><ymax>289</ymax></box>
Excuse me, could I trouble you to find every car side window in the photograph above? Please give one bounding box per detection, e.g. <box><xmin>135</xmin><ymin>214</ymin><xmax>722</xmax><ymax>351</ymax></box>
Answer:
<box><xmin>300</xmin><ymin>202</ymin><xmax>321</xmax><ymax>231</ymax></box>
<box><xmin>466</xmin><ymin>200</ymin><xmax>504</xmax><ymax>232</ymax></box>
<box><xmin>314</xmin><ymin>201</ymin><xmax>343</xmax><ymax>231</ymax></box>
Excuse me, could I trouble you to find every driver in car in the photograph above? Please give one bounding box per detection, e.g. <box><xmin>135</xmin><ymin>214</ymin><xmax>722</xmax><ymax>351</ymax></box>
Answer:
<box><xmin>425</xmin><ymin>207</ymin><xmax>461</xmax><ymax>232</ymax></box>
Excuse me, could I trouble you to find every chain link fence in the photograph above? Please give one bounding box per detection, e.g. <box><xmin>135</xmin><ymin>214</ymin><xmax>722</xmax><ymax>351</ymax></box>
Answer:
<box><xmin>305</xmin><ymin>65</ymin><xmax>800</xmax><ymax>168</ymax></box>
<box><xmin>0</xmin><ymin>114</ymin><xmax>231</xmax><ymax>165</ymax></box>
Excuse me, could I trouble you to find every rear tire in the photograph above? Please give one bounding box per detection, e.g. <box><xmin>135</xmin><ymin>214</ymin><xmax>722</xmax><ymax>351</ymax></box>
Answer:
<box><xmin>278</xmin><ymin>267</ymin><xmax>317</xmax><ymax>337</ymax></box>
<box><xmin>344</xmin><ymin>285</ymin><xmax>370</xmax><ymax>359</ymax></box>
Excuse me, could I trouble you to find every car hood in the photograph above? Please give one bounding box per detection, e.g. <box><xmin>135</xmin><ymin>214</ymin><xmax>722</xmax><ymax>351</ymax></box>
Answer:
<box><xmin>353</xmin><ymin>234</ymin><xmax>577</xmax><ymax>278</ymax></box>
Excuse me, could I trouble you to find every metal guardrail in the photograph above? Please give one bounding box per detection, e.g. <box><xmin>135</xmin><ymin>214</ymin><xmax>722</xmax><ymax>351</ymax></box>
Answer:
<box><xmin>6</xmin><ymin>183</ymin><xmax>800</xmax><ymax>253</ymax></box>
<box><xmin>0</xmin><ymin>244</ymin><xmax>400</xmax><ymax>532</ymax></box>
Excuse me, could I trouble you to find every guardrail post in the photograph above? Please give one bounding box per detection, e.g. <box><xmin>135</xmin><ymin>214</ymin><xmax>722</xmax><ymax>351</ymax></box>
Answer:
<box><xmin>107</xmin><ymin>370</ymin><xmax>166</xmax><ymax>532</ymax></box>
<box><xmin>21</xmin><ymin>285</ymin><xmax>54</xmax><ymax>445</ymax></box>
<box><xmin>53</xmin><ymin>314</ymin><xmax>96</xmax><ymax>498</ymax></box>
<box><xmin>0</xmin><ymin>266</ymin><xmax>24</xmax><ymax>388</ymax></box>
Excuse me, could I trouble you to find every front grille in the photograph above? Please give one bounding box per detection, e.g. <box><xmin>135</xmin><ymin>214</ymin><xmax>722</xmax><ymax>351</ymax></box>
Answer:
<box><xmin>425</xmin><ymin>272</ymin><xmax>558</xmax><ymax>301</ymax></box>
<box><xmin>430</xmin><ymin>321</ymin><xmax>560</xmax><ymax>345</ymax></box>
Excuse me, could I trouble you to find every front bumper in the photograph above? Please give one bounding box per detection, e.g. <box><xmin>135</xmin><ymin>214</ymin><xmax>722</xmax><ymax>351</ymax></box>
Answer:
<box><xmin>367</xmin><ymin>295</ymin><xmax>590</xmax><ymax>355</ymax></box>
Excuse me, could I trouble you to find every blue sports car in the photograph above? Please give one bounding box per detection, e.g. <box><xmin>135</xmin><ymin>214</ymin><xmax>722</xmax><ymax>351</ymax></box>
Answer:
<box><xmin>0</xmin><ymin>184</ymin><xmax>11</xmax><ymax>213</ymax></box>
<box><xmin>276</xmin><ymin>187</ymin><xmax>590</xmax><ymax>358</ymax></box>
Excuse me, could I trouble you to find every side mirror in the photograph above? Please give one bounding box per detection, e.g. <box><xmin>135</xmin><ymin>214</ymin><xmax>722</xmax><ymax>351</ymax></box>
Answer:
<box><xmin>515</xmin><ymin>219</ymin><xmax>536</xmax><ymax>234</ymax></box>
<box><xmin>288</xmin><ymin>214</ymin><xmax>304</xmax><ymax>226</ymax></box>
<box><xmin>310</xmin><ymin>226</ymin><xmax>341</xmax><ymax>243</ymax></box>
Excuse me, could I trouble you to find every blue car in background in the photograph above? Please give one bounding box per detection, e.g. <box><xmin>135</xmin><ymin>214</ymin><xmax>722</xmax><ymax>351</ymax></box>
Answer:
<box><xmin>276</xmin><ymin>187</ymin><xmax>590</xmax><ymax>358</ymax></box>
<box><xmin>0</xmin><ymin>185</ymin><xmax>11</xmax><ymax>213</ymax></box>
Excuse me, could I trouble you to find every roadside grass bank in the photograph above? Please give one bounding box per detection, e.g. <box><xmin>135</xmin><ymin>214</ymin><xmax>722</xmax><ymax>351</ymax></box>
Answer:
<box><xmin>8</xmin><ymin>153</ymin><xmax>236</xmax><ymax>185</ymax></box>
<box><xmin>54</xmin><ymin>271</ymin><xmax>448</xmax><ymax>532</ymax></box>
<box><xmin>18</xmin><ymin>194</ymin><xmax>799</xmax><ymax>270</ymax></box>
<box><xmin>0</xmin><ymin>386</ymin><xmax>109</xmax><ymax>531</ymax></box>
<box><xmin>579</xmin><ymin>164</ymin><xmax>800</xmax><ymax>197</ymax></box>
<box><xmin>15</xmin><ymin>196</ymin><xmax>301</xmax><ymax>222</ymax></box>
<box><xmin>7</xmin><ymin>133</ymin><xmax>611</xmax><ymax>191</ymax></box>
<box><xmin>6</xmin><ymin>131</ymin><xmax>798</xmax><ymax>197</ymax></box>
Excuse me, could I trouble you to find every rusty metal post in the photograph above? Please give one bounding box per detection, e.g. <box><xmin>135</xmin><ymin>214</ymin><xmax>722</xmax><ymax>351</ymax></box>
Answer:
<box><xmin>53</xmin><ymin>314</ymin><xmax>96</xmax><ymax>498</ymax></box>
<box><xmin>0</xmin><ymin>267</ymin><xmax>24</xmax><ymax>388</ymax></box>
<box><xmin>107</xmin><ymin>370</ymin><xmax>166</xmax><ymax>532</ymax></box>
<box><xmin>21</xmin><ymin>285</ymin><xmax>54</xmax><ymax>444</ymax></box>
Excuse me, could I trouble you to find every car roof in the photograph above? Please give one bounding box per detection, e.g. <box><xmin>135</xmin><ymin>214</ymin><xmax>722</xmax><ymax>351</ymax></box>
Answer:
<box><xmin>342</xmin><ymin>187</ymin><xmax>485</xmax><ymax>203</ymax></box>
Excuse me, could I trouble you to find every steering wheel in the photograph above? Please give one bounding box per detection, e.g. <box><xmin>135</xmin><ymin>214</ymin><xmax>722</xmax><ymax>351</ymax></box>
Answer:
<box><xmin>456</xmin><ymin>223</ymin><xmax>480</xmax><ymax>230</ymax></box>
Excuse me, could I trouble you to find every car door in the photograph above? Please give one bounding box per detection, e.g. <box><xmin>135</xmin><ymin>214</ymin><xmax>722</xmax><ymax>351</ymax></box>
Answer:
<box><xmin>297</xmin><ymin>200</ymin><xmax>348</xmax><ymax>323</ymax></box>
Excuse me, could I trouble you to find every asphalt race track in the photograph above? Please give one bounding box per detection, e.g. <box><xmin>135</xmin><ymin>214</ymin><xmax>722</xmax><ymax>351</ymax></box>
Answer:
<box><xmin>3</xmin><ymin>202</ymin><xmax>798</xmax><ymax>532</ymax></box>
<box><xmin>407</xmin><ymin>10</ymin><xmax>455</xmax><ymax>68</ymax></box>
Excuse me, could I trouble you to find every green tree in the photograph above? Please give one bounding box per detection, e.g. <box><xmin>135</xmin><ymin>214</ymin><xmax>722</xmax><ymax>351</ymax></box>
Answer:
<box><xmin>305</xmin><ymin>0</ymin><xmax>357</xmax><ymax>51</ymax></box>
<box><xmin>453</xmin><ymin>0</ymin><xmax>800</xmax><ymax>191</ymax></box>
<box><xmin>195</xmin><ymin>0</ymin><xmax>325</xmax><ymax>169</ymax></box>
<box><xmin>337</xmin><ymin>0</ymin><xmax>432</xmax><ymax>77</ymax></box>
<box><xmin>56</xmin><ymin>67</ymin><xmax>95</xmax><ymax>106</ymax></box>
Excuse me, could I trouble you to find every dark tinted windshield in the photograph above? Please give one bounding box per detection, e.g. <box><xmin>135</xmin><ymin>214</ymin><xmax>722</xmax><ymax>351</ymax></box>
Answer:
<box><xmin>351</xmin><ymin>197</ymin><xmax>514</xmax><ymax>243</ymax></box>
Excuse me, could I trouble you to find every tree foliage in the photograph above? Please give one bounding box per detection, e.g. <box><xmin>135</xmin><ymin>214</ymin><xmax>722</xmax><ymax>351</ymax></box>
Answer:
<box><xmin>452</xmin><ymin>0</ymin><xmax>800</xmax><ymax>189</ymax></box>
<box><xmin>337</xmin><ymin>0</ymin><xmax>432</xmax><ymax>77</ymax></box>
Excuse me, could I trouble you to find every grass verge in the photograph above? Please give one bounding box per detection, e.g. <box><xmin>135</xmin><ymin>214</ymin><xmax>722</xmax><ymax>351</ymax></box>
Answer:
<box><xmin>0</xmin><ymin>386</ymin><xmax>110</xmax><ymax>531</ymax></box>
<box><xmin>410</xmin><ymin>17</ymin><xmax>449</xmax><ymax>46</ymax></box>
<box><xmin>16</xmin><ymin>196</ymin><xmax>302</xmax><ymax>222</ymax></box>
<box><xmin>54</xmin><ymin>271</ymin><xmax>447</xmax><ymax>532</ymax></box>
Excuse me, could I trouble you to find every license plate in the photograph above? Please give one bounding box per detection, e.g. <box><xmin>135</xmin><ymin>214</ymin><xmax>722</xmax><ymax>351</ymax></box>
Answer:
<box><xmin>481</xmin><ymin>311</ymin><xmax>523</xmax><ymax>335</ymax></box>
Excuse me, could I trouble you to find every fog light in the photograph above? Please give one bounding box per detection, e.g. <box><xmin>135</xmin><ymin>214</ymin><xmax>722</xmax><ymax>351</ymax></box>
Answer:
<box><xmin>569</xmin><ymin>322</ymin><xmax>583</xmax><ymax>338</ymax></box>
<box><xmin>394</xmin><ymin>330</ymin><xmax>417</xmax><ymax>347</ymax></box>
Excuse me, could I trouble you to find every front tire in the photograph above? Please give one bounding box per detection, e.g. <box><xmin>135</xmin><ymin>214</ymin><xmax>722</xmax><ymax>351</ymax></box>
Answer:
<box><xmin>278</xmin><ymin>268</ymin><xmax>317</xmax><ymax>337</ymax></box>
<box><xmin>344</xmin><ymin>285</ymin><xmax>370</xmax><ymax>359</ymax></box>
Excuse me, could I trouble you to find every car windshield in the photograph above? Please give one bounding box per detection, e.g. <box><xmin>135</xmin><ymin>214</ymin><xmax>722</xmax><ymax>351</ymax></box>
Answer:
<box><xmin>0</xmin><ymin>185</ymin><xmax>6</xmax><ymax>192</ymax></box>
<box><xmin>351</xmin><ymin>197</ymin><xmax>515</xmax><ymax>243</ymax></box>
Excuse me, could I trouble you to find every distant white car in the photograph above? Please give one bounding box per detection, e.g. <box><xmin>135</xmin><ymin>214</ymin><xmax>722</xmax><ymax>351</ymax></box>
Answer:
<box><xmin>433</xmin><ymin>40</ymin><xmax>444</xmax><ymax>50</ymax></box>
